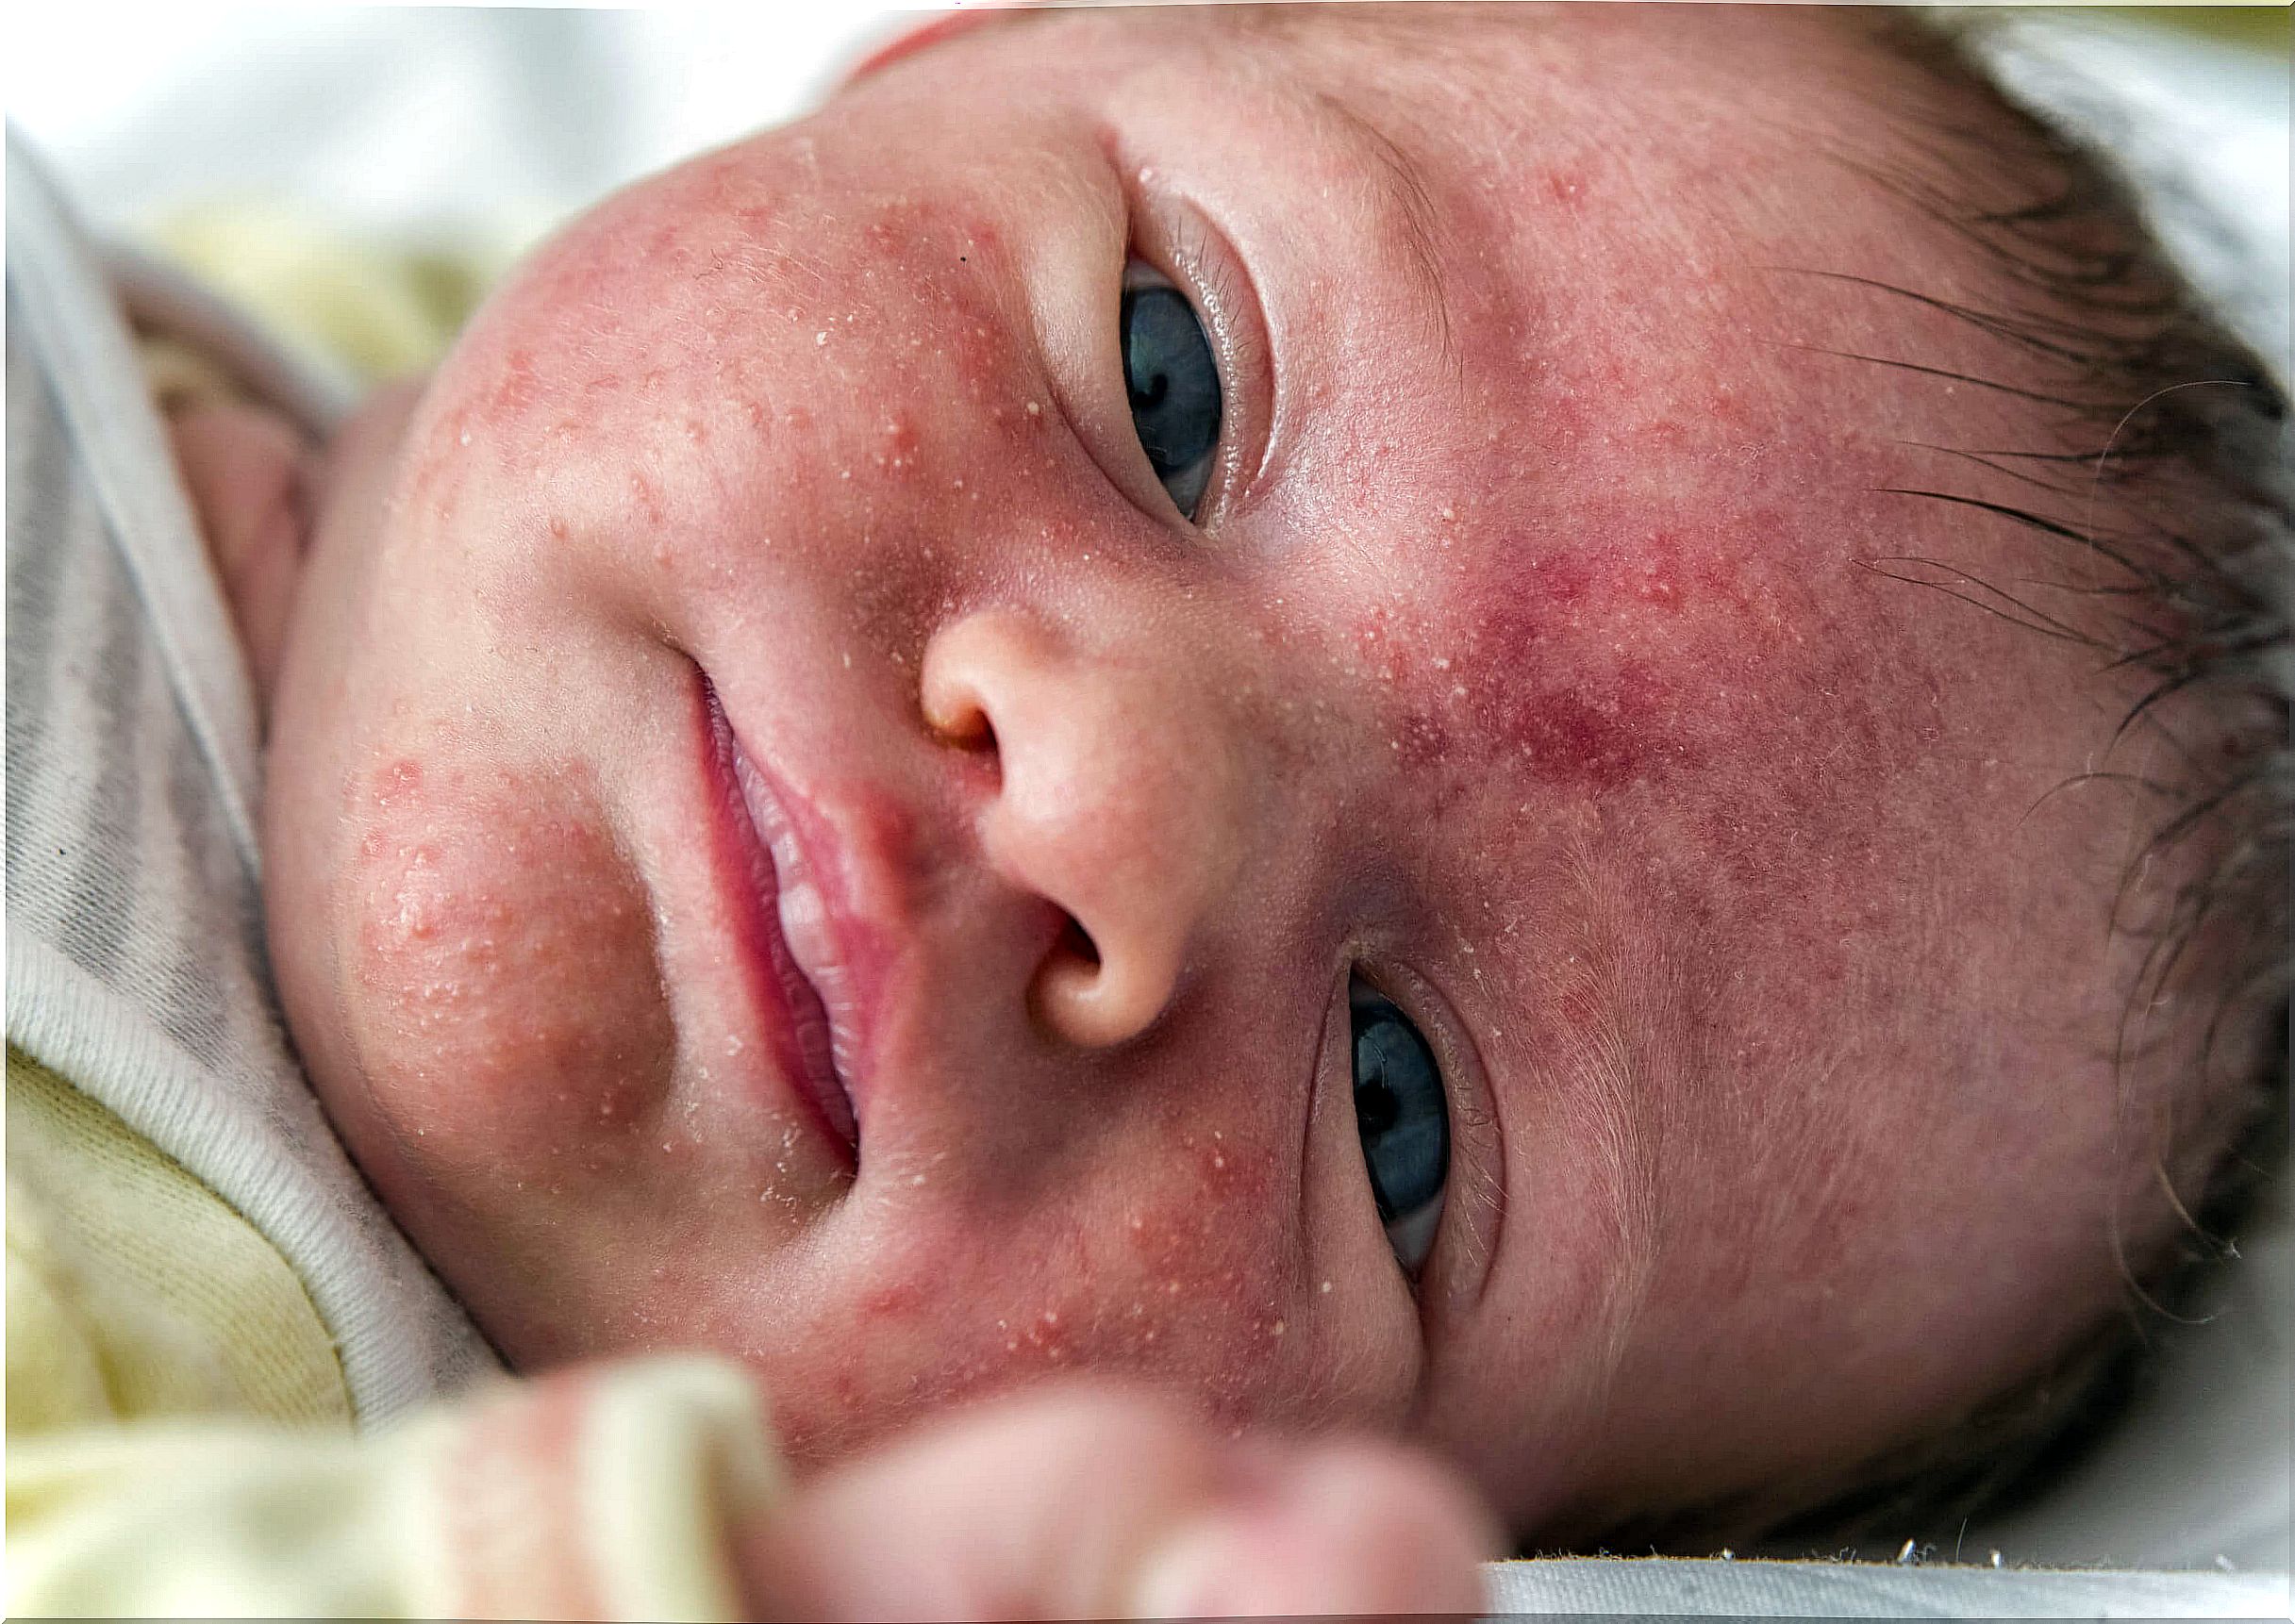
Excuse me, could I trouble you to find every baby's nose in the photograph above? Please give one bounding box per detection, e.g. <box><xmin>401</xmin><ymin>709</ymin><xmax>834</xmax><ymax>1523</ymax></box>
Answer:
<box><xmin>920</xmin><ymin>610</ymin><xmax>1246</xmax><ymax>1048</ymax></box>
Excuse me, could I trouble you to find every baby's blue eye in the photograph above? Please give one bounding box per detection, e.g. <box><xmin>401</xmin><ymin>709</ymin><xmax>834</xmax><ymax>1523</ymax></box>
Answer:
<box><xmin>1351</xmin><ymin>980</ymin><xmax>1449</xmax><ymax>1276</ymax></box>
<box><xmin>1120</xmin><ymin>275</ymin><xmax>1221</xmax><ymax>521</ymax></box>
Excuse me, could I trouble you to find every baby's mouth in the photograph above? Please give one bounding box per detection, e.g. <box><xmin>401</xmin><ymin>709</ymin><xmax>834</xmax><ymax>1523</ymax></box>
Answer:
<box><xmin>698</xmin><ymin>672</ymin><xmax>861</xmax><ymax>1166</ymax></box>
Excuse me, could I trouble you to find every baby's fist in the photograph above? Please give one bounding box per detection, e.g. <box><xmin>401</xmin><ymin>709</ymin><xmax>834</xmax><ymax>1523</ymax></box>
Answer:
<box><xmin>736</xmin><ymin>1381</ymin><xmax>1500</xmax><ymax>1620</ymax></box>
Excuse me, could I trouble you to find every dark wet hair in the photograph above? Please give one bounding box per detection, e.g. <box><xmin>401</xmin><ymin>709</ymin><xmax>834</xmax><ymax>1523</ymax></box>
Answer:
<box><xmin>1589</xmin><ymin>8</ymin><xmax>2290</xmax><ymax>1558</ymax></box>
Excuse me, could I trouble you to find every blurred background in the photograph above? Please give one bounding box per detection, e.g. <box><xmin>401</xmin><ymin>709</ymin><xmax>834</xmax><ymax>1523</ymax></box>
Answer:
<box><xmin>7</xmin><ymin>5</ymin><xmax>895</xmax><ymax>239</ymax></box>
<box><xmin>8</xmin><ymin>5</ymin><xmax>899</xmax><ymax>376</ymax></box>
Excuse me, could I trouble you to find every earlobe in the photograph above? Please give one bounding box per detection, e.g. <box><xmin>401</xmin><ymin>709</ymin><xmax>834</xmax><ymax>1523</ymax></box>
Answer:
<box><xmin>839</xmin><ymin>8</ymin><xmax>1018</xmax><ymax>90</ymax></box>
<box><xmin>167</xmin><ymin>399</ymin><xmax>321</xmax><ymax>724</ymax></box>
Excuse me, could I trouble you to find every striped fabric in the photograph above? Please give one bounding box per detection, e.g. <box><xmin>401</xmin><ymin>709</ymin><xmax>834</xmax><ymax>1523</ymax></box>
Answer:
<box><xmin>4</xmin><ymin>137</ymin><xmax>499</xmax><ymax>1424</ymax></box>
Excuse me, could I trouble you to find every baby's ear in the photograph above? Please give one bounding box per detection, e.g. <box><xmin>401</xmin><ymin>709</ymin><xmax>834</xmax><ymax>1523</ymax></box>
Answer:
<box><xmin>168</xmin><ymin>399</ymin><xmax>319</xmax><ymax>721</ymax></box>
<box><xmin>838</xmin><ymin>8</ymin><xmax>1019</xmax><ymax>90</ymax></box>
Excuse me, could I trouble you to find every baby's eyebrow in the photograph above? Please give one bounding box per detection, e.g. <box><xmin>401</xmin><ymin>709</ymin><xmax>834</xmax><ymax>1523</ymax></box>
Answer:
<box><xmin>1308</xmin><ymin>89</ymin><xmax>1456</xmax><ymax>373</ymax></box>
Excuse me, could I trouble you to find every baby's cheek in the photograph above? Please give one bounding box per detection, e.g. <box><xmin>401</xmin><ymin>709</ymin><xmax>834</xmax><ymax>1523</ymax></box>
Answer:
<box><xmin>430</xmin><ymin>169</ymin><xmax>1069</xmax><ymax>664</ymax></box>
<box><xmin>760</xmin><ymin>1125</ymin><xmax>1367</xmax><ymax>1465</ymax></box>
<box><xmin>340</xmin><ymin>750</ymin><xmax>674</xmax><ymax>1174</ymax></box>
<box><xmin>1379</xmin><ymin>465</ymin><xmax>1939</xmax><ymax>895</ymax></box>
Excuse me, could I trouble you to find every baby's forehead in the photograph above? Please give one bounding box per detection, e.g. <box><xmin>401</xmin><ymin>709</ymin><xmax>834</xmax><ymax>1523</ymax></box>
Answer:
<box><xmin>841</xmin><ymin>4</ymin><xmax>2036</xmax><ymax>827</ymax></box>
<box><xmin>1054</xmin><ymin>4</ymin><xmax>1900</xmax><ymax>159</ymax></box>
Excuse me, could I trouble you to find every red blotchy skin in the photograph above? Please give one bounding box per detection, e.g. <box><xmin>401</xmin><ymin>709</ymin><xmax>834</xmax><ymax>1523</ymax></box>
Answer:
<box><xmin>348</xmin><ymin>754</ymin><xmax>666</xmax><ymax>1152</ymax></box>
<box><xmin>776</xmin><ymin>1120</ymin><xmax>1306</xmax><ymax>1457</ymax></box>
<box><xmin>257</xmin><ymin>6</ymin><xmax>2229</xmax><ymax>1539</ymax></box>
<box><xmin>1472</xmin><ymin>525</ymin><xmax>1752</xmax><ymax>790</ymax></box>
<box><xmin>1452</xmin><ymin>500</ymin><xmax>1920</xmax><ymax>876</ymax></box>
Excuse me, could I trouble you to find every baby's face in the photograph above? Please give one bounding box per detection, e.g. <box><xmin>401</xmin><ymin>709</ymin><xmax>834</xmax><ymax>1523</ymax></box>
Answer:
<box><xmin>267</xmin><ymin>5</ymin><xmax>2172</xmax><ymax>1533</ymax></box>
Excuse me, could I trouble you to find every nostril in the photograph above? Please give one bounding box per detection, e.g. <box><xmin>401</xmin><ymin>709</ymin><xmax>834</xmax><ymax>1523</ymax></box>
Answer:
<box><xmin>923</xmin><ymin>686</ymin><xmax>998</xmax><ymax>761</ymax></box>
<box><xmin>921</xmin><ymin>667</ymin><xmax>998</xmax><ymax>756</ymax></box>
<box><xmin>1057</xmin><ymin>915</ymin><xmax>1100</xmax><ymax>969</ymax></box>
<box><xmin>934</xmin><ymin>708</ymin><xmax>996</xmax><ymax>754</ymax></box>
<box><xmin>1032</xmin><ymin>913</ymin><xmax>1110</xmax><ymax>1040</ymax></box>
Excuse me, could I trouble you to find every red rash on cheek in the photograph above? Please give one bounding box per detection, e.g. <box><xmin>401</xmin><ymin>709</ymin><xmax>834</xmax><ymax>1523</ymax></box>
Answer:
<box><xmin>1539</xmin><ymin>168</ymin><xmax>1591</xmax><ymax>210</ymax></box>
<box><xmin>1469</xmin><ymin>526</ymin><xmax>1756</xmax><ymax>790</ymax></box>
<box><xmin>1348</xmin><ymin>423</ymin><xmax>1971</xmax><ymax>1157</ymax></box>
<box><xmin>760</xmin><ymin>1122</ymin><xmax>1317</xmax><ymax>1466</ymax></box>
<box><xmin>1368</xmin><ymin>473</ymin><xmax>1935</xmax><ymax>883</ymax></box>
<box><xmin>1359</xmin><ymin>528</ymin><xmax>1729</xmax><ymax>793</ymax></box>
<box><xmin>342</xmin><ymin>751</ymin><xmax>673</xmax><ymax>1168</ymax></box>
<box><xmin>482</xmin><ymin>346</ymin><xmax>540</xmax><ymax>423</ymax></box>
<box><xmin>427</xmin><ymin>173</ymin><xmax>1074</xmax><ymax>671</ymax></box>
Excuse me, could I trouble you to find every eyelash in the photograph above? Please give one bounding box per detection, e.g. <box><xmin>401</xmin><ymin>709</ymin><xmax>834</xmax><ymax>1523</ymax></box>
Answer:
<box><xmin>1120</xmin><ymin>182</ymin><xmax>1272</xmax><ymax>531</ymax></box>
<box><xmin>1160</xmin><ymin>216</ymin><xmax>1249</xmax><ymax>361</ymax></box>
<box><xmin>1346</xmin><ymin>951</ymin><xmax>1508</xmax><ymax>1325</ymax></box>
<box><xmin>1350</xmin><ymin>972</ymin><xmax>1453</xmax><ymax>1283</ymax></box>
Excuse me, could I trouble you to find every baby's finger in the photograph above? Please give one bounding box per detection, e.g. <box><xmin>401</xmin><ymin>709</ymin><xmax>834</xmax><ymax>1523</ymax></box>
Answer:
<box><xmin>1124</xmin><ymin>1435</ymin><xmax>1498</xmax><ymax>1619</ymax></box>
<box><xmin>736</xmin><ymin>1381</ymin><xmax>1499</xmax><ymax>1620</ymax></box>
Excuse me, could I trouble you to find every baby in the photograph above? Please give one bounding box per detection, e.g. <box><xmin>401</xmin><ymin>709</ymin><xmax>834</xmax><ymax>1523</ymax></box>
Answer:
<box><xmin>9</xmin><ymin>3</ymin><xmax>2287</xmax><ymax>1616</ymax></box>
